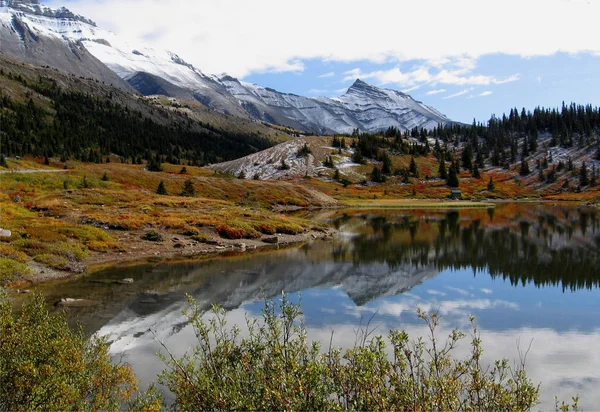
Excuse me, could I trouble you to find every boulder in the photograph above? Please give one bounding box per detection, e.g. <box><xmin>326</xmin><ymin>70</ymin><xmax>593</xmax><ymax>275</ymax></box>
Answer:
<box><xmin>56</xmin><ymin>298</ymin><xmax>99</xmax><ymax>307</ymax></box>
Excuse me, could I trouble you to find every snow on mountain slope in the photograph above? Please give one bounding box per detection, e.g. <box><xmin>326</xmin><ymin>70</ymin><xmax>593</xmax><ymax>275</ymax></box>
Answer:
<box><xmin>0</xmin><ymin>0</ymin><xmax>247</xmax><ymax>115</ymax></box>
<box><xmin>334</xmin><ymin>79</ymin><xmax>450</xmax><ymax>131</ymax></box>
<box><xmin>0</xmin><ymin>0</ymin><xmax>134</xmax><ymax>90</ymax></box>
<box><xmin>220</xmin><ymin>77</ymin><xmax>451</xmax><ymax>134</ymax></box>
<box><xmin>207</xmin><ymin>137</ymin><xmax>321</xmax><ymax>180</ymax></box>
<box><xmin>1</xmin><ymin>0</ymin><xmax>453</xmax><ymax>132</ymax></box>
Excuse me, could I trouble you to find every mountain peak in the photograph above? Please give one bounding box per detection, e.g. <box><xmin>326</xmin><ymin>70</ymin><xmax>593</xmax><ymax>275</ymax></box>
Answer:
<box><xmin>3</xmin><ymin>0</ymin><xmax>97</xmax><ymax>26</ymax></box>
<box><xmin>352</xmin><ymin>78</ymin><xmax>369</xmax><ymax>86</ymax></box>
<box><xmin>348</xmin><ymin>78</ymin><xmax>372</xmax><ymax>91</ymax></box>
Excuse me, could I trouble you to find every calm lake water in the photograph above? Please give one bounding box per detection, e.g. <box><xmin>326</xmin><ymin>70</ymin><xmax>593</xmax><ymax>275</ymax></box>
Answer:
<box><xmin>38</xmin><ymin>203</ymin><xmax>600</xmax><ymax>409</ymax></box>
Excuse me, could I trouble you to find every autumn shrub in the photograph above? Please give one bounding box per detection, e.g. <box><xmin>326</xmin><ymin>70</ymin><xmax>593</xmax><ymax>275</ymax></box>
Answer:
<box><xmin>159</xmin><ymin>295</ymin><xmax>547</xmax><ymax>411</ymax></box>
<box><xmin>190</xmin><ymin>233</ymin><xmax>213</xmax><ymax>243</ymax></box>
<box><xmin>0</xmin><ymin>258</ymin><xmax>31</xmax><ymax>284</ymax></box>
<box><xmin>216</xmin><ymin>225</ymin><xmax>247</xmax><ymax>240</ymax></box>
<box><xmin>86</xmin><ymin>239</ymin><xmax>119</xmax><ymax>252</ymax></box>
<box><xmin>57</xmin><ymin>225</ymin><xmax>113</xmax><ymax>243</ymax></box>
<box><xmin>273</xmin><ymin>221</ymin><xmax>304</xmax><ymax>235</ymax></box>
<box><xmin>258</xmin><ymin>223</ymin><xmax>276</xmax><ymax>235</ymax></box>
<box><xmin>217</xmin><ymin>221</ymin><xmax>261</xmax><ymax>239</ymax></box>
<box><xmin>0</xmin><ymin>292</ymin><xmax>137</xmax><ymax>411</ymax></box>
<box><xmin>33</xmin><ymin>253</ymin><xmax>70</xmax><ymax>270</ymax></box>
<box><xmin>0</xmin><ymin>245</ymin><xmax>28</xmax><ymax>263</ymax></box>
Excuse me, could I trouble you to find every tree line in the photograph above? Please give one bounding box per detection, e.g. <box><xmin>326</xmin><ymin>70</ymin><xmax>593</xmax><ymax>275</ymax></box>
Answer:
<box><xmin>0</xmin><ymin>72</ymin><xmax>273</xmax><ymax>166</ymax></box>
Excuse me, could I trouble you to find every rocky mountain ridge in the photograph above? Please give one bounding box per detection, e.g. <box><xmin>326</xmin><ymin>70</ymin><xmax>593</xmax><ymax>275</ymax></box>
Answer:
<box><xmin>0</xmin><ymin>0</ymin><xmax>453</xmax><ymax>134</ymax></box>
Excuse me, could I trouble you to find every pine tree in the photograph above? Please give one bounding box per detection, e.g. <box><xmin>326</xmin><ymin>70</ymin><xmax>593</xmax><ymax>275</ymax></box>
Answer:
<box><xmin>403</xmin><ymin>169</ymin><xmax>410</xmax><ymax>184</ymax></box>
<box><xmin>472</xmin><ymin>163</ymin><xmax>481</xmax><ymax>179</ymax></box>
<box><xmin>0</xmin><ymin>155</ymin><xmax>7</xmax><ymax>168</ymax></box>
<box><xmin>519</xmin><ymin>158</ymin><xmax>530</xmax><ymax>176</ymax></box>
<box><xmin>438</xmin><ymin>159</ymin><xmax>447</xmax><ymax>179</ymax></box>
<box><xmin>381</xmin><ymin>152</ymin><xmax>392</xmax><ymax>175</ymax></box>
<box><xmin>179</xmin><ymin>166</ymin><xmax>188</xmax><ymax>174</ymax></box>
<box><xmin>476</xmin><ymin>150</ymin><xmax>485</xmax><ymax>169</ymax></box>
<box><xmin>101</xmin><ymin>172</ymin><xmax>109</xmax><ymax>181</ymax></box>
<box><xmin>591</xmin><ymin>165</ymin><xmax>597</xmax><ymax>186</ymax></box>
<box><xmin>487</xmin><ymin>177</ymin><xmax>495</xmax><ymax>191</ymax></box>
<box><xmin>447</xmin><ymin>160</ymin><xmax>459</xmax><ymax>188</ymax></box>
<box><xmin>147</xmin><ymin>158</ymin><xmax>162</xmax><ymax>172</ymax></box>
<box><xmin>580</xmin><ymin>162</ymin><xmax>589</xmax><ymax>186</ymax></box>
<box><xmin>156</xmin><ymin>180</ymin><xmax>168</xmax><ymax>195</ymax></box>
<box><xmin>179</xmin><ymin>179</ymin><xmax>196</xmax><ymax>196</ymax></box>
<box><xmin>547</xmin><ymin>167</ymin><xmax>557</xmax><ymax>183</ymax></box>
<box><xmin>409</xmin><ymin>156</ymin><xmax>418</xmax><ymax>177</ymax></box>
<box><xmin>323</xmin><ymin>156</ymin><xmax>334</xmax><ymax>168</ymax></box>
<box><xmin>461</xmin><ymin>144</ymin><xmax>473</xmax><ymax>171</ymax></box>
<box><xmin>371</xmin><ymin>166</ymin><xmax>385</xmax><ymax>183</ymax></box>
<box><xmin>333</xmin><ymin>169</ymin><xmax>340</xmax><ymax>181</ymax></box>
<box><xmin>298</xmin><ymin>143</ymin><xmax>311</xmax><ymax>157</ymax></box>
<box><xmin>351</xmin><ymin>149</ymin><xmax>364</xmax><ymax>165</ymax></box>
<box><xmin>238</xmin><ymin>170</ymin><xmax>246</xmax><ymax>179</ymax></box>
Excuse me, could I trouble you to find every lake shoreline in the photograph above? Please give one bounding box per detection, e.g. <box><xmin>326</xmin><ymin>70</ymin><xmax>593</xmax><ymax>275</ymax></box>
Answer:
<box><xmin>8</xmin><ymin>226</ymin><xmax>338</xmax><ymax>290</ymax></box>
<box><xmin>7</xmin><ymin>198</ymin><xmax>596</xmax><ymax>291</ymax></box>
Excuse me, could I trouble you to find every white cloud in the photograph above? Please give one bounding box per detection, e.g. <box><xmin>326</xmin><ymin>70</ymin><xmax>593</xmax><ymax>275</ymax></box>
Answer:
<box><xmin>426</xmin><ymin>89</ymin><xmax>447</xmax><ymax>95</ymax></box>
<box><xmin>480</xmin><ymin>288</ymin><xmax>493</xmax><ymax>294</ymax></box>
<box><xmin>443</xmin><ymin>88</ymin><xmax>474</xmax><ymax>99</ymax></box>
<box><xmin>342</xmin><ymin>62</ymin><xmax>519</xmax><ymax>91</ymax></box>
<box><xmin>318</xmin><ymin>71</ymin><xmax>335</xmax><ymax>78</ymax></box>
<box><xmin>445</xmin><ymin>286</ymin><xmax>472</xmax><ymax>296</ymax></box>
<box><xmin>58</xmin><ymin>0</ymin><xmax>600</xmax><ymax>78</ymax></box>
<box><xmin>479</xmin><ymin>91</ymin><xmax>493</xmax><ymax>97</ymax></box>
<box><xmin>536</xmin><ymin>76</ymin><xmax>543</xmax><ymax>84</ymax></box>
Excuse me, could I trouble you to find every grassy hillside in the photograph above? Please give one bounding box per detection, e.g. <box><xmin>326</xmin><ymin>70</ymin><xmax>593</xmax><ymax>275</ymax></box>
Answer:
<box><xmin>0</xmin><ymin>158</ymin><xmax>338</xmax><ymax>287</ymax></box>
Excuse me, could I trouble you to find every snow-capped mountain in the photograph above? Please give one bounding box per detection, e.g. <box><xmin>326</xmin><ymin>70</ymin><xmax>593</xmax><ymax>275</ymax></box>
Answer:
<box><xmin>0</xmin><ymin>0</ymin><xmax>133</xmax><ymax>90</ymax></box>
<box><xmin>219</xmin><ymin>77</ymin><xmax>450</xmax><ymax>134</ymax></box>
<box><xmin>0</xmin><ymin>0</ymin><xmax>452</xmax><ymax>133</ymax></box>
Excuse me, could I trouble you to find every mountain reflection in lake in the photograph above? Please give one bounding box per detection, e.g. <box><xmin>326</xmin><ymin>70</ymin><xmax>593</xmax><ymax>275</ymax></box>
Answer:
<box><xmin>39</xmin><ymin>203</ymin><xmax>600</xmax><ymax>409</ymax></box>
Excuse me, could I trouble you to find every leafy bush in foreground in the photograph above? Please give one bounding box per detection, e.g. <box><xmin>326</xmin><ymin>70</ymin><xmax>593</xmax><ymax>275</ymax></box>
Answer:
<box><xmin>0</xmin><ymin>293</ymin><xmax>137</xmax><ymax>411</ymax></box>
<box><xmin>0</xmin><ymin>292</ymin><xmax>580</xmax><ymax>411</ymax></box>
<box><xmin>158</xmin><ymin>294</ymin><xmax>546</xmax><ymax>411</ymax></box>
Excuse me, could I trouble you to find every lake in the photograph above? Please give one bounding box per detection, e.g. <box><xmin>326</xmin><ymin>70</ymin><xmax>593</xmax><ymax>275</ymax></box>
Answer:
<box><xmin>38</xmin><ymin>203</ymin><xmax>600</xmax><ymax>409</ymax></box>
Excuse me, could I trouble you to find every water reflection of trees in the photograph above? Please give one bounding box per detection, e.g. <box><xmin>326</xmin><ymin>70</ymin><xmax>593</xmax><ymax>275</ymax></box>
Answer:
<box><xmin>334</xmin><ymin>208</ymin><xmax>600</xmax><ymax>291</ymax></box>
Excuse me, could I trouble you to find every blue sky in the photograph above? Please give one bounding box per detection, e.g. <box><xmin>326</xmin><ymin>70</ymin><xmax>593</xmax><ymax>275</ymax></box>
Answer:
<box><xmin>54</xmin><ymin>0</ymin><xmax>600</xmax><ymax>123</ymax></box>
<box><xmin>244</xmin><ymin>53</ymin><xmax>600</xmax><ymax>123</ymax></box>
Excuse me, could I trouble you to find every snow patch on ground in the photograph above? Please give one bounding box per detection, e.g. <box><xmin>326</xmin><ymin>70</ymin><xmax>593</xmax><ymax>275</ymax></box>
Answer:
<box><xmin>207</xmin><ymin>138</ymin><xmax>319</xmax><ymax>180</ymax></box>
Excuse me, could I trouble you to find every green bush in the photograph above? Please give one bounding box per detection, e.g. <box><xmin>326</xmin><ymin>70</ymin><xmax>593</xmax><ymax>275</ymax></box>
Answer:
<box><xmin>142</xmin><ymin>230</ymin><xmax>164</xmax><ymax>242</ymax></box>
<box><xmin>0</xmin><ymin>292</ymin><xmax>137</xmax><ymax>411</ymax></box>
<box><xmin>0</xmin><ymin>258</ymin><xmax>31</xmax><ymax>284</ymax></box>
<box><xmin>33</xmin><ymin>253</ymin><xmax>69</xmax><ymax>270</ymax></box>
<box><xmin>190</xmin><ymin>233</ymin><xmax>212</xmax><ymax>243</ymax></box>
<box><xmin>158</xmin><ymin>295</ymin><xmax>546</xmax><ymax>411</ymax></box>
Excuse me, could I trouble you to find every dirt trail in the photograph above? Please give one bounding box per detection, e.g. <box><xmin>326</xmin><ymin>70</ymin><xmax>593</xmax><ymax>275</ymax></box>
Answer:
<box><xmin>0</xmin><ymin>169</ymin><xmax>69</xmax><ymax>174</ymax></box>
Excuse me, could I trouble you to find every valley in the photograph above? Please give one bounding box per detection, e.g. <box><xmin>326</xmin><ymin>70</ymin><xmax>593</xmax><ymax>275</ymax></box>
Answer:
<box><xmin>1</xmin><ymin>1</ymin><xmax>600</xmax><ymax>410</ymax></box>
